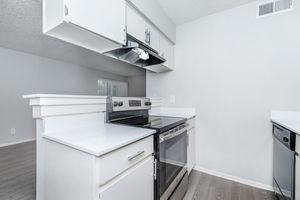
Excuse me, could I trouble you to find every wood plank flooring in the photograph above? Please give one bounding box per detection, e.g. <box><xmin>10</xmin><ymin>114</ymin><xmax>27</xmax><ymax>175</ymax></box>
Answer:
<box><xmin>0</xmin><ymin>141</ymin><xmax>36</xmax><ymax>200</ymax></box>
<box><xmin>184</xmin><ymin>171</ymin><xmax>277</xmax><ymax>200</ymax></box>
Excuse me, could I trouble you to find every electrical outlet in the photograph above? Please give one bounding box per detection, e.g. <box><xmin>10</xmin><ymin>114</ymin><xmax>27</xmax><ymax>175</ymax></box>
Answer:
<box><xmin>10</xmin><ymin>128</ymin><xmax>16</xmax><ymax>135</ymax></box>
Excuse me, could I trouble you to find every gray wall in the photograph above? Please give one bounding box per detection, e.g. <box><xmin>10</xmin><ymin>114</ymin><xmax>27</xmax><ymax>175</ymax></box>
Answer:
<box><xmin>147</xmin><ymin>1</ymin><xmax>300</xmax><ymax>188</ymax></box>
<box><xmin>0</xmin><ymin>47</ymin><xmax>145</xmax><ymax>146</ymax></box>
<box><xmin>128</xmin><ymin>75</ymin><xmax>147</xmax><ymax>97</ymax></box>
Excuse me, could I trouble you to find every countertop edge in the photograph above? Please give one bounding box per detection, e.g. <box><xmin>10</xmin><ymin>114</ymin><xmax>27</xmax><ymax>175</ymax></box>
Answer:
<box><xmin>271</xmin><ymin>119</ymin><xmax>300</xmax><ymax>136</ymax></box>
<box><xmin>42</xmin><ymin>130</ymin><xmax>156</xmax><ymax>157</ymax></box>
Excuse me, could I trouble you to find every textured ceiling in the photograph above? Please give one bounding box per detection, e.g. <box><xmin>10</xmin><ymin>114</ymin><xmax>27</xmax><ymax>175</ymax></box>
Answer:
<box><xmin>155</xmin><ymin>0</ymin><xmax>257</xmax><ymax>25</ymax></box>
<box><xmin>0</xmin><ymin>0</ymin><xmax>145</xmax><ymax>76</ymax></box>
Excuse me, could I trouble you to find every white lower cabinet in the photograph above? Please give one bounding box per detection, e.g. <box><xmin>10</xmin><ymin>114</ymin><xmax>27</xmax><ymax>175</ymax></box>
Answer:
<box><xmin>43</xmin><ymin>136</ymin><xmax>154</xmax><ymax>200</ymax></box>
<box><xmin>296</xmin><ymin>135</ymin><xmax>300</xmax><ymax>200</ymax></box>
<box><xmin>187</xmin><ymin>125</ymin><xmax>196</xmax><ymax>174</ymax></box>
<box><xmin>99</xmin><ymin>156</ymin><xmax>154</xmax><ymax>200</ymax></box>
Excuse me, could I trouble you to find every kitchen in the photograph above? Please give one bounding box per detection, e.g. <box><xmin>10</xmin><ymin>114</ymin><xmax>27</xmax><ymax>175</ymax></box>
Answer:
<box><xmin>0</xmin><ymin>0</ymin><xmax>299</xmax><ymax>200</ymax></box>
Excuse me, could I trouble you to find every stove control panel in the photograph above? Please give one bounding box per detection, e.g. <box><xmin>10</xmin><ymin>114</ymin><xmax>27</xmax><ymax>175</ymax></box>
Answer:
<box><xmin>129</xmin><ymin>100</ymin><xmax>141</xmax><ymax>107</ymax></box>
<box><xmin>110</xmin><ymin>97</ymin><xmax>151</xmax><ymax>112</ymax></box>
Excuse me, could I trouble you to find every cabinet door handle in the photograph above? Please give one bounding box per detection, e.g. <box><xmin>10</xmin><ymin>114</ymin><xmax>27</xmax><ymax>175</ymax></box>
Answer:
<box><xmin>128</xmin><ymin>150</ymin><xmax>145</xmax><ymax>161</ymax></box>
<box><xmin>148</xmin><ymin>31</ymin><xmax>151</xmax><ymax>45</ymax></box>
<box><xmin>145</xmin><ymin>29</ymin><xmax>148</xmax><ymax>44</ymax></box>
<box><xmin>64</xmin><ymin>5</ymin><xmax>69</xmax><ymax>16</ymax></box>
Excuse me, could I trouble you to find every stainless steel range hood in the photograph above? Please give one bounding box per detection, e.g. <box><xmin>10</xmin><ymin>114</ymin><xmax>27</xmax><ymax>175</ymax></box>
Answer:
<box><xmin>103</xmin><ymin>35</ymin><xmax>166</xmax><ymax>71</ymax></box>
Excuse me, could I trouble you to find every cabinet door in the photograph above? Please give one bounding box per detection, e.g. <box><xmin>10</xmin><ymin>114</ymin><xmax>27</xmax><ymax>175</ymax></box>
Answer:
<box><xmin>65</xmin><ymin>0</ymin><xmax>126</xmax><ymax>45</ymax></box>
<box><xmin>160</xmin><ymin>37</ymin><xmax>175</xmax><ymax>70</ymax></box>
<box><xmin>187</xmin><ymin>128</ymin><xmax>196</xmax><ymax>174</ymax></box>
<box><xmin>147</xmin><ymin>25</ymin><xmax>160</xmax><ymax>52</ymax></box>
<box><xmin>126</xmin><ymin>5</ymin><xmax>147</xmax><ymax>44</ymax></box>
<box><xmin>99</xmin><ymin>156</ymin><xmax>154</xmax><ymax>200</ymax></box>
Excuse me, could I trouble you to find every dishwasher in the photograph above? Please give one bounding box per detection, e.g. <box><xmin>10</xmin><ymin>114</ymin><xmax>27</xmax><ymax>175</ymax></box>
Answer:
<box><xmin>273</xmin><ymin>123</ymin><xmax>296</xmax><ymax>200</ymax></box>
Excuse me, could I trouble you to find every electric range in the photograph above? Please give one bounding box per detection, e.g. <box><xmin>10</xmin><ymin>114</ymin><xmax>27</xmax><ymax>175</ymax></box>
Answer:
<box><xmin>107</xmin><ymin>97</ymin><xmax>189</xmax><ymax>200</ymax></box>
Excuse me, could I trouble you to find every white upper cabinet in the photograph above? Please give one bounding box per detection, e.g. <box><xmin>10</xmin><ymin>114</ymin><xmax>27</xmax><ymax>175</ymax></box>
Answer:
<box><xmin>126</xmin><ymin>5</ymin><xmax>160</xmax><ymax>52</ymax></box>
<box><xmin>147</xmin><ymin>25</ymin><xmax>160</xmax><ymax>52</ymax></box>
<box><xmin>65</xmin><ymin>0</ymin><xmax>126</xmax><ymax>45</ymax></box>
<box><xmin>159</xmin><ymin>36</ymin><xmax>175</xmax><ymax>70</ymax></box>
<box><xmin>126</xmin><ymin>5</ymin><xmax>147</xmax><ymax>44</ymax></box>
<box><xmin>126</xmin><ymin>4</ymin><xmax>174</xmax><ymax>72</ymax></box>
<box><xmin>43</xmin><ymin>0</ymin><xmax>126</xmax><ymax>53</ymax></box>
<box><xmin>127</xmin><ymin>0</ymin><xmax>176</xmax><ymax>43</ymax></box>
<box><xmin>43</xmin><ymin>0</ymin><xmax>176</xmax><ymax>73</ymax></box>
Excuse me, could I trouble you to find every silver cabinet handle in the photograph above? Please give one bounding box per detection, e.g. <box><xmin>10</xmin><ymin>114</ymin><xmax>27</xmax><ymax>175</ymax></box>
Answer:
<box><xmin>64</xmin><ymin>5</ymin><xmax>69</xmax><ymax>16</ymax></box>
<box><xmin>128</xmin><ymin>150</ymin><xmax>145</xmax><ymax>161</ymax></box>
<box><xmin>145</xmin><ymin>29</ymin><xmax>149</xmax><ymax>44</ymax></box>
<box><xmin>148</xmin><ymin>31</ymin><xmax>151</xmax><ymax>45</ymax></box>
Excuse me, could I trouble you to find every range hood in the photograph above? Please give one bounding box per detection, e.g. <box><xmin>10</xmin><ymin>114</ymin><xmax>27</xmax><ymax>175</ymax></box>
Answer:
<box><xmin>103</xmin><ymin>35</ymin><xmax>166</xmax><ymax>71</ymax></box>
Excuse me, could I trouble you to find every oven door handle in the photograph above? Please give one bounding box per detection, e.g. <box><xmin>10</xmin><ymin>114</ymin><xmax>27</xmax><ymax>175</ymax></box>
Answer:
<box><xmin>160</xmin><ymin>125</ymin><xmax>188</xmax><ymax>143</ymax></box>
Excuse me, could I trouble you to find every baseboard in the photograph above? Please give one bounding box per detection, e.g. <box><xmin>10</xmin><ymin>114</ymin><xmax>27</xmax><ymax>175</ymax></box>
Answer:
<box><xmin>194</xmin><ymin>166</ymin><xmax>274</xmax><ymax>191</ymax></box>
<box><xmin>0</xmin><ymin>138</ymin><xmax>36</xmax><ymax>148</ymax></box>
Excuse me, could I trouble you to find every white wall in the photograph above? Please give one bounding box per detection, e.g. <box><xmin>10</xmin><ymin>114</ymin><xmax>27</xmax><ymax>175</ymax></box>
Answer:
<box><xmin>0</xmin><ymin>47</ymin><xmax>145</xmax><ymax>146</ymax></box>
<box><xmin>147</xmin><ymin>1</ymin><xmax>300</xmax><ymax>188</ymax></box>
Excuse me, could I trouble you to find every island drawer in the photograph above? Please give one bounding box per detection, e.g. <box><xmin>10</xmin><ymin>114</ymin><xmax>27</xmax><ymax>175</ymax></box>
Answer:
<box><xmin>96</xmin><ymin>135</ymin><xmax>154</xmax><ymax>186</ymax></box>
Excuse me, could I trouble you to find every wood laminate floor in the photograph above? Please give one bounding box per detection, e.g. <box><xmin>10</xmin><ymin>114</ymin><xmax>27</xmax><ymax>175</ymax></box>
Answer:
<box><xmin>0</xmin><ymin>141</ymin><xmax>36</xmax><ymax>200</ymax></box>
<box><xmin>184</xmin><ymin>170</ymin><xmax>277</xmax><ymax>200</ymax></box>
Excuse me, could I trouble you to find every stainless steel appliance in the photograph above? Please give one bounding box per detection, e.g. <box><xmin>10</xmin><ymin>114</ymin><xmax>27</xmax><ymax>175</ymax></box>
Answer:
<box><xmin>272</xmin><ymin>123</ymin><xmax>296</xmax><ymax>200</ymax></box>
<box><xmin>103</xmin><ymin>35</ymin><xmax>166</xmax><ymax>70</ymax></box>
<box><xmin>107</xmin><ymin>97</ymin><xmax>188</xmax><ymax>200</ymax></box>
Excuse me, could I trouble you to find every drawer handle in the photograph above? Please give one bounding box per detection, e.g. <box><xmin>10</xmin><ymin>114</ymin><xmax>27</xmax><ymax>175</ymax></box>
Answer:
<box><xmin>128</xmin><ymin>150</ymin><xmax>145</xmax><ymax>161</ymax></box>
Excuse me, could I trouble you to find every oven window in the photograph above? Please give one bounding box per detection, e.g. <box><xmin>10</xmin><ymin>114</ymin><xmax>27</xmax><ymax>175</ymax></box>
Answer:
<box><xmin>159</xmin><ymin>131</ymin><xmax>187</xmax><ymax>196</ymax></box>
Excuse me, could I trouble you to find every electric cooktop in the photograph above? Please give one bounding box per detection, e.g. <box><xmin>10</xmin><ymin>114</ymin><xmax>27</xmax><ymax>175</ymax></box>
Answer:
<box><xmin>112</xmin><ymin>115</ymin><xmax>186</xmax><ymax>133</ymax></box>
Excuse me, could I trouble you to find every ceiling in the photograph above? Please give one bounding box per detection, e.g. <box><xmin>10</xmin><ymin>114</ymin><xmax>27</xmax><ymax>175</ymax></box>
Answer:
<box><xmin>155</xmin><ymin>0</ymin><xmax>257</xmax><ymax>25</ymax></box>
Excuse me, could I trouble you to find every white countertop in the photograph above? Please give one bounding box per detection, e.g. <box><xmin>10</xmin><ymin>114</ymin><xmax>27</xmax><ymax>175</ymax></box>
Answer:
<box><xmin>43</xmin><ymin>124</ymin><xmax>156</xmax><ymax>157</ymax></box>
<box><xmin>271</xmin><ymin>111</ymin><xmax>300</xmax><ymax>135</ymax></box>
<box><xmin>158</xmin><ymin>113</ymin><xmax>195</xmax><ymax>120</ymax></box>
<box><xmin>23</xmin><ymin>94</ymin><xmax>107</xmax><ymax>99</ymax></box>
<box><xmin>151</xmin><ymin>107</ymin><xmax>196</xmax><ymax>120</ymax></box>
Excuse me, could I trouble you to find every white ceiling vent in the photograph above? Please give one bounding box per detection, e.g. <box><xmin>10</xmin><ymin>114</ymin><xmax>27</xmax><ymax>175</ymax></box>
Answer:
<box><xmin>257</xmin><ymin>0</ymin><xmax>294</xmax><ymax>17</ymax></box>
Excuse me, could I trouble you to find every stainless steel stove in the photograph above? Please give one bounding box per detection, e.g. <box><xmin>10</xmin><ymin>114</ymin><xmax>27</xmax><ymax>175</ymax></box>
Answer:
<box><xmin>107</xmin><ymin>97</ymin><xmax>189</xmax><ymax>200</ymax></box>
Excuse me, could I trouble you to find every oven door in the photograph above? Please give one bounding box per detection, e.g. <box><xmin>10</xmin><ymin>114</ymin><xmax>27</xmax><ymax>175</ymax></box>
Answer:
<box><xmin>159</xmin><ymin>124</ymin><xmax>188</xmax><ymax>200</ymax></box>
